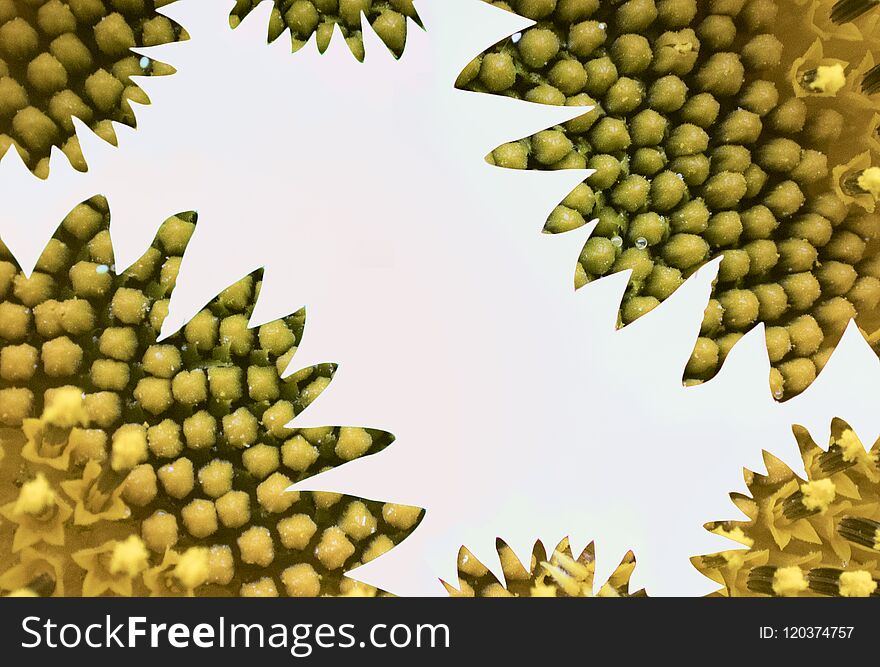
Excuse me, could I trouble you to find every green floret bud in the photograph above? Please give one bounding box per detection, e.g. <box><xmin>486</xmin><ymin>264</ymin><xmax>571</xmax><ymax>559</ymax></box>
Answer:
<box><xmin>561</xmin><ymin>183</ymin><xmax>596</xmax><ymax>216</ymax></box>
<box><xmin>719</xmin><ymin>288</ymin><xmax>760</xmax><ymax>330</ymax></box>
<box><xmin>532</xmin><ymin>129</ymin><xmax>573</xmax><ymax>166</ymax></box>
<box><xmin>111</xmin><ymin>287</ymin><xmax>150</xmax><ymax>324</ymax></box>
<box><xmin>491</xmin><ymin>142</ymin><xmax>529</xmax><ymax>169</ymax></box>
<box><xmin>767</xmin><ymin>98</ymin><xmax>807</xmax><ymax>135</ymax></box>
<box><xmin>582</xmin><ymin>57</ymin><xmax>618</xmax><ymax>96</ymax></box>
<box><xmin>0</xmin><ymin>78</ymin><xmax>28</xmax><ymax>119</ymax></box>
<box><xmin>679</xmin><ymin>92</ymin><xmax>720</xmax><ymax>128</ymax></box>
<box><xmin>717</xmin><ymin>249</ymin><xmax>750</xmax><ymax>283</ymax></box>
<box><xmin>648</xmin><ymin>74</ymin><xmax>687</xmax><ymax>112</ymax></box>
<box><xmin>738</xmin><ymin>79</ymin><xmax>778</xmax><ymax>117</ymax></box>
<box><xmin>609</xmin><ymin>33</ymin><xmax>652</xmax><ymax>75</ymax></box>
<box><xmin>568</xmin><ymin>20</ymin><xmax>607</xmax><ymax>58</ymax></box>
<box><xmin>248</xmin><ymin>365</ymin><xmax>281</xmax><ymax>402</ymax></box>
<box><xmin>808</xmin><ymin>193</ymin><xmax>848</xmax><ymax>225</ymax></box>
<box><xmin>39</xmin><ymin>336</ymin><xmax>82</xmax><ymax>377</ymax></box>
<box><xmin>694</xmin><ymin>52</ymin><xmax>744</xmax><ymax>97</ymax></box>
<box><xmin>629</xmin><ymin>109</ymin><xmax>666</xmax><ymax>147</ymax></box>
<box><xmin>631</xmin><ymin>147</ymin><xmax>666</xmax><ymax>176</ymax></box>
<box><xmin>554</xmin><ymin>0</ymin><xmax>600</xmax><ymax>23</ymax></box>
<box><xmin>84</xmin><ymin>69</ymin><xmax>124</xmax><ymax>113</ymax></box>
<box><xmin>848</xmin><ymin>276</ymin><xmax>880</xmax><ymax>311</ymax></box>
<box><xmin>27</xmin><ymin>54</ymin><xmax>68</xmax><ymax>95</ymax></box>
<box><xmin>545</xmin><ymin>205</ymin><xmax>586</xmax><ymax>233</ymax></box>
<box><xmin>804</xmin><ymin>109</ymin><xmax>844</xmax><ymax>146</ymax></box>
<box><xmin>740</xmin><ymin>0</ymin><xmax>778</xmax><ymax>31</ymax></box>
<box><xmin>711</xmin><ymin>145</ymin><xmax>751</xmax><ymax>174</ymax></box>
<box><xmin>48</xmin><ymin>90</ymin><xmax>93</xmax><ymax>133</ymax></box>
<box><xmin>696</xmin><ymin>15</ymin><xmax>736</xmax><ymax>50</ymax></box>
<box><xmin>702</xmin><ymin>171</ymin><xmax>747</xmax><ymax>210</ymax></box>
<box><xmin>700</xmin><ymin>298</ymin><xmax>724</xmax><ymax>335</ymax></box>
<box><xmin>743</xmin><ymin>164</ymin><xmax>768</xmax><ymax>199</ymax></box>
<box><xmin>764</xmin><ymin>326</ymin><xmax>791</xmax><ymax>362</ymax></box>
<box><xmin>787</xmin><ymin>315</ymin><xmax>824</xmax><ymax>356</ymax></box>
<box><xmin>587</xmin><ymin>154</ymin><xmax>622</xmax><ymax>189</ymax></box>
<box><xmin>518</xmin><ymin>27</ymin><xmax>560</xmax><ymax>69</ymax></box>
<box><xmin>589</xmin><ymin>117</ymin><xmax>631</xmax><ymax>153</ymax></box>
<box><xmin>616</xmin><ymin>0</ymin><xmax>658</xmax><ymax>33</ymax></box>
<box><xmin>525</xmin><ymin>83</ymin><xmax>566</xmax><ymax>105</ymax></box>
<box><xmin>657</xmin><ymin>0</ymin><xmax>697</xmax><ymax>27</ymax></box>
<box><xmin>610</xmin><ymin>174</ymin><xmax>650</xmax><ymax>212</ymax></box>
<box><xmin>650</xmin><ymin>171</ymin><xmax>687</xmax><ymax>212</ymax></box>
<box><xmin>142</xmin><ymin>344</ymin><xmax>182</xmax><ymax>379</ymax></box>
<box><xmin>564</xmin><ymin>94</ymin><xmax>603</xmax><ymax>134</ymax></box>
<box><xmin>665</xmin><ymin>123</ymin><xmax>708</xmax><ymax>157</ymax></box>
<box><xmin>780</xmin><ymin>272</ymin><xmax>822</xmax><ymax>311</ymax></box>
<box><xmin>548</xmin><ymin>59</ymin><xmax>587</xmax><ymax>95</ymax></box>
<box><xmin>651</xmin><ymin>28</ymin><xmax>699</xmax><ymax>75</ymax></box>
<box><xmin>68</xmin><ymin>262</ymin><xmax>113</xmax><ymax>299</ymax></box>
<box><xmin>670</xmin><ymin>198</ymin><xmax>710</xmax><ymax>233</ymax></box>
<box><xmin>621</xmin><ymin>296</ymin><xmax>660</xmax><ymax>323</ymax></box>
<box><xmin>716</xmin><ymin>109</ymin><xmax>762</xmax><ymax>144</ymax></box>
<box><xmin>94</xmin><ymin>13</ymin><xmax>137</xmax><ymax>57</ymax></box>
<box><xmin>823</xmin><ymin>231</ymin><xmax>866</xmax><ymax>264</ymax></box>
<box><xmin>285</xmin><ymin>1</ymin><xmax>320</xmax><ymax>37</ymax></box>
<box><xmin>479</xmin><ymin>52</ymin><xmax>516</xmax><ymax>93</ymax></box>
<box><xmin>37</xmin><ymin>0</ymin><xmax>77</xmax><ymax>37</ymax></box>
<box><xmin>628</xmin><ymin>212</ymin><xmax>668</xmax><ymax>247</ymax></box>
<box><xmin>13</xmin><ymin>271</ymin><xmax>55</xmax><ymax>307</ymax></box>
<box><xmin>778</xmin><ymin>358</ymin><xmax>816</xmax><ymax>396</ymax></box>
<box><xmin>613</xmin><ymin>248</ymin><xmax>654</xmax><ymax>284</ymax></box>
<box><xmin>0</xmin><ymin>18</ymin><xmax>40</xmax><ymax>61</ymax></box>
<box><xmin>219</xmin><ymin>314</ymin><xmax>254</xmax><ymax>356</ymax></box>
<box><xmin>741</xmin><ymin>34</ymin><xmax>783</xmax><ymax>71</ymax></box>
<box><xmin>789</xmin><ymin>150</ymin><xmax>827</xmax><ymax>186</ymax></box>
<box><xmin>740</xmin><ymin>205</ymin><xmax>778</xmax><ymax>240</ymax></box>
<box><xmin>13</xmin><ymin>107</ymin><xmax>58</xmax><ymax>153</ymax></box>
<box><xmin>184</xmin><ymin>310</ymin><xmax>219</xmax><ymax>352</ymax></box>
<box><xmin>516</xmin><ymin>0</ymin><xmax>560</xmax><ymax>20</ymax></box>
<box><xmin>704</xmin><ymin>211</ymin><xmax>742</xmax><ymax>247</ymax></box>
<box><xmin>222</xmin><ymin>407</ymin><xmax>259</xmax><ymax>448</ymax></box>
<box><xmin>208</xmin><ymin>366</ymin><xmax>243</xmax><ymax>402</ymax></box>
<box><xmin>171</xmin><ymin>369</ymin><xmax>208</xmax><ymax>405</ymax></box>
<box><xmin>763</xmin><ymin>180</ymin><xmax>804</xmax><ymax>218</ymax></box>
<box><xmin>744</xmin><ymin>240</ymin><xmax>779</xmax><ymax>277</ymax></box>
<box><xmin>813</xmin><ymin>297</ymin><xmax>857</xmax><ymax>335</ymax></box>
<box><xmin>156</xmin><ymin>216</ymin><xmax>195</xmax><ymax>255</ymax></box>
<box><xmin>777</xmin><ymin>239</ymin><xmax>817</xmax><ymax>273</ymax></box>
<box><xmin>62</xmin><ymin>204</ymin><xmax>104</xmax><ymax>243</ymax></box>
<box><xmin>686</xmin><ymin>337</ymin><xmax>720</xmax><ymax>377</ymax></box>
<box><xmin>372</xmin><ymin>10</ymin><xmax>408</xmax><ymax>54</ymax></box>
<box><xmin>756</xmin><ymin>138</ymin><xmax>802</xmax><ymax>174</ymax></box>
<box><xmin>579</xmin><ymin>237</ymin><xmax>617</xmax><ymax>275</ymax></box>
<box><xmin>604</xmin><ymin>76</ymin><xmax>643</xmax><ymax>115</ymax></box>
<box><xmin>49</xmin><ymin>33</ymin><xmax>94</xmax><ymax>75</ymax></box>
<box><xmin>134</xmin><ymin>377</ymin><xmax>173</xmax><ymax>415</ymax></box>
<box><xmin>670</xmin><ymin>154</ymin><xmax>710</xmax><ymax>186</ymax></box>
<box><xmin>643</xmin><ymin>264</ymin><xmax>683</xmax><ymax>299</ymax></box>
<box><xmin>663</xmin><ymin>233</ymin><xmax>708</xmax><ymax>269</ymax></box>
<box><xmin>787</xmin><ymin>214</ymin><xmax>832</xmax><ymax>248</ymax></box>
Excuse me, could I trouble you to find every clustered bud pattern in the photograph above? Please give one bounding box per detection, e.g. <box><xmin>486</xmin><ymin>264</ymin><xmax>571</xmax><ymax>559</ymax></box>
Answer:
<box><xmin>0</xmin><ymin>0</ymin><xmax>185</xmax><ymax>174</ymax></box>
<box><xmin>0</xmin><ymin>204</ymin><xmax>422</xmax><ymax>597</ymax></box>
<box><xmin>460</xmin><ymin>0</ymin><xmax>880</xmax><ymax>399</ymax></box>
<box><xmin>230</xmin><ymin>0</ymin><xmax>420</xmax><ymax>60</ymax></box>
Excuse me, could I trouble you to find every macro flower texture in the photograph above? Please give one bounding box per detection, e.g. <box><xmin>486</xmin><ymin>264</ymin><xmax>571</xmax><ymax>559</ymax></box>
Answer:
<box><xmin>465</xmin><ymin>0</ymin><xmax>880</xmax><ymax>401</ymax></box>
<box><xmin>1</xmin><ymin>0</ymin><xmax>880</xmax><ymax>601</ymax></box>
